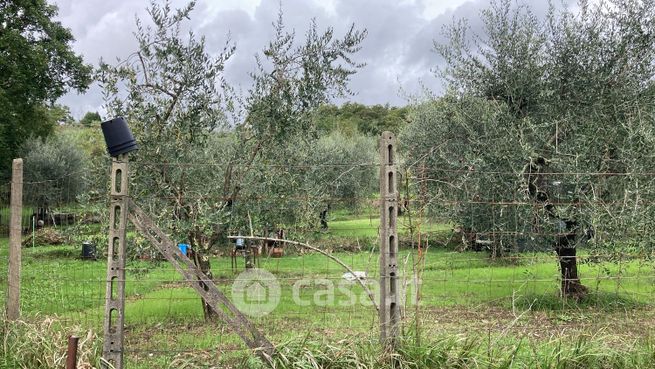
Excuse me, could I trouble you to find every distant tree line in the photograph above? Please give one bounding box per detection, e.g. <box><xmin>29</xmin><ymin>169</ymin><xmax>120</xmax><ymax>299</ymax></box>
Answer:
<box><xmin>314</xmin><ymin>102</ymin><xmax>408</xmax><ymax>136</ymax></box>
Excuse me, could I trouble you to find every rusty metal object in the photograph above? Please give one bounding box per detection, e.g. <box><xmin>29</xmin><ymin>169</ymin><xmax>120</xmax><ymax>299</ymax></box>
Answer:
<box><xmin>66</xmin><ymin>336</ymin><xmax>79</xmax><ymax>369</ymax></box>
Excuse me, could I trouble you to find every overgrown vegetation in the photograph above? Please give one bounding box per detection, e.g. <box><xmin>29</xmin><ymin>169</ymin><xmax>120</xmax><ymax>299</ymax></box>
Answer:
<box><xmin>3</xmin><ymin>315</ymin><xmax>655</xmax><ymax>369</ymax></box>
<box><xmin>261</xmin><ymin>335</ymin><xmax>655</xmax><ymax>369</ymax></box>
<box><xmin>1</xmin><ymin>318</ymin><xmax>100</xmax><ymax>369</ymax></box>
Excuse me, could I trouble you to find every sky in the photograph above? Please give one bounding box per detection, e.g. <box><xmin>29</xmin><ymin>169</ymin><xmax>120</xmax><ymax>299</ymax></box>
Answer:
<box><xmin>51</xmin><ymin>0</ymin><xmax>558</xmax><ymax>119</ymax></box>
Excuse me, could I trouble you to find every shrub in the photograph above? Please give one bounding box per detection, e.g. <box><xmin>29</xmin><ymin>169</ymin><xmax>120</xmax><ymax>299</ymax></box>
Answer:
<box><xmin>21</xmin><ymin>135</ymin><xmax>88</xmax><ymax>207</ymax></box>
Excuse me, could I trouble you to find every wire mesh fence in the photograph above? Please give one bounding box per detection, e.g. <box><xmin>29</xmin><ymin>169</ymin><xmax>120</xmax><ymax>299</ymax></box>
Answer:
<box><xmin>2</xmin><ymin>153</ymin><xmax>655</xmax><ymax>368</ymax></box>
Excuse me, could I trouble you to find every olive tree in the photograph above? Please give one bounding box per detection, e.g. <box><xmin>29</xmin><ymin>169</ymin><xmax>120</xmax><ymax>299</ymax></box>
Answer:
<box><xmin>99</xmin><ymin>0</ymin><xmax>366</xmax><ymax>319</ymax></box>
<box><xmin>216</xmin><ymin>11</ymin><xmax>367</xmax><ymax>237</ymax></box>
<box><xmin>21</xmin><ymin>135</ymin><xmax>88</xmax><ymax>209</ymax></box>
<box><xmin>404</xmin><ymin>0</ymin><xmax>655</xmax><ymax>298</ymax></box>
<box><xmin>307</xmin><ymin>132</ymin><xmax>377</xmax><ymax>228</ymax></box>
<box><xmin>237</xmin><ymin>131</ymin><xmax>377</xmax><ymax>232</ymax></box>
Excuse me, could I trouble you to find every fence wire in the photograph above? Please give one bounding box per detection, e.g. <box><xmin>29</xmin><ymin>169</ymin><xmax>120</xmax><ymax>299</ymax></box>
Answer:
<box><xmin>2</xmin><ymin>157</ymin><xmax>655</xmax><ymax>368</ymax></box>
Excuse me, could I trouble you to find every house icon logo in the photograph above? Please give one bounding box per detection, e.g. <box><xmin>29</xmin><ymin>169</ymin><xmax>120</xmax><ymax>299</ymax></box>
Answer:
<box><xmin>231</xmin><ymin>268</ymin><xmax>280</xmax><ymax>317</ymax></box>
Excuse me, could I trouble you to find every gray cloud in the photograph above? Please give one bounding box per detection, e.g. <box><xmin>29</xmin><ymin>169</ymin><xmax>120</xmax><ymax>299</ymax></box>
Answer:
<box><xmin>53</xmin><ymin>0</ymin><xmax>569</xmax><ymax>118</ymax></box>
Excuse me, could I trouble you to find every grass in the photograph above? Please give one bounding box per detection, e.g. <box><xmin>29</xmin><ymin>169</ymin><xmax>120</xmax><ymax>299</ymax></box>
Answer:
<box><xmin>1</xmin><ymin>215</ymin><xmax>654</xmax><ymax>368</ymax></box>
<box><xmin>0</xmin><ymin>206</ymin><xmax>35</xmax><ymax>235</ymax></box>
<box><xmin>0</xmin><ymin>318</ymin><xmax>101</xmax><ymax>369</ymax></box>
<box><xmin>325</xmin><ymin>216</ymin><xmax>451</xmax><ymax>238</ymax></box>
<box><xmin>5</xmin><ymin>320</ymin><xmax>655</xmax><ymax>368</ymax></box>
<box><xmin>263</xmin><ymin>334</ymin><xmax>655</xmax><ymax>369</ymax></box>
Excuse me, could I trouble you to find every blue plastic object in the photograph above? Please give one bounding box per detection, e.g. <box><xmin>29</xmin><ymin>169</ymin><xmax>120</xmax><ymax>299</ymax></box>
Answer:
<box><xmin>178</xmin><ymin>243</ymin><xmax>189</xmax><ymax>256</ymax></box>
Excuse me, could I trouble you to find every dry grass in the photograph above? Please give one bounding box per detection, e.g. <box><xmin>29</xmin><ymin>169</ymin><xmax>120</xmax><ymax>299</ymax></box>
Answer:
<box><xmin>1</xmin><ymin>317</ymin><xmax>101</xmax><ymax>369</ymax></box>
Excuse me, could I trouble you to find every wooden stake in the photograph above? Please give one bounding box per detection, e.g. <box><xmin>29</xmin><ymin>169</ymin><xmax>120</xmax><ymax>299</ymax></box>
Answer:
<box><xmin>6</xmin><ymin>158</ymin><xmax>23</xmax><ymax>321</ymax></box>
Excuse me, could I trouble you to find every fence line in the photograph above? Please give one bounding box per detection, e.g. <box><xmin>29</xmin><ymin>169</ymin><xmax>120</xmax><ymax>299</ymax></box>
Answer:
<box><xmin>3</xmin><ymin>151</ymin><xmax>655</xmax><ymax>367</ymax></box>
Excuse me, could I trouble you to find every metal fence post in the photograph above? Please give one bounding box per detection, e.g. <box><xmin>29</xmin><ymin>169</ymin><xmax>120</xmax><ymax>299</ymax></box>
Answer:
<box><xmin>6</xmin><ymin>158</ymin><xmax>23</xmax><ymax>321</ymax></box>
<box><xmin>379</xmin><ymin>132</ymin><xmax>399</xmax><ymax>348</ymax></box>
<box><xmin>66</xmin><ymin>335</ymin><xmax>80</xmax><ymax>369</ymax></box>
<box><xmin>102</xmin><ymin>154</ymin><xmax>129</xmax><ymax>369</ymax></box>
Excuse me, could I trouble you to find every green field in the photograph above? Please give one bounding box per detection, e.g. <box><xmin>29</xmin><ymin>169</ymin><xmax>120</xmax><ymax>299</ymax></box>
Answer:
<box><xmin>1</xmin><ymin>221</ymin><xmax>655</xmax><ymax>368</ymax></box>
<box><xmin>0</xmin><ymin>206</ymin><xmax>35</xmax><ymax>233</ymax></box>
<box><xmin>327</xmin><ymin>216</ymin><xmax>451</xmax><ymax>237</ymax></box>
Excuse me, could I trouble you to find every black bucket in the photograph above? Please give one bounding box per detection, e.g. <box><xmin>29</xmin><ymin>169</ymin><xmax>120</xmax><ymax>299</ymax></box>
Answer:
<box><xmin>81</xmin><ymin>241</ymin><xmax>97</xmax><ymax>260</ymax></box>
<box><xmin>101</xmin><ymin>117</ymin><xmax>138</xmax><ymax>157</ymax></box>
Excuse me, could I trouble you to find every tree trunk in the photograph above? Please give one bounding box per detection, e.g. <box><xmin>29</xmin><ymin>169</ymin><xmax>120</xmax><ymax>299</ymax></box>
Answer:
<box><xmin>319</xmin><ymin>208</ymin><xmax>328</xmax><ymax>230</ymax></box>
<box><xmin>191</xmin><ymin>248</ymin><xmax>217</xmax><ymax>321</ymax></box>
<box><xmin>524</xmin><ymin>158</ymin><xmax>589</xmax><ymax>300</ymax></box>
<box><xmin>555</xmin><ymin>230</ymin><xmax>588</xmax><ymax>299</ymax></box>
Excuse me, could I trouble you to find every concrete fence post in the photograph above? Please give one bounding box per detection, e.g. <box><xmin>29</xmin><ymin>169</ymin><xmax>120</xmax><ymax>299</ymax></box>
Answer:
<box><xmin>101</xmin><ymin>154</ymin><xmax>129</xmax><ymax>369</ymax></box>
<box><xmin>379</xmin><ymin>132</ymin><xmax>399</xmax><ymax>348</ymax></box>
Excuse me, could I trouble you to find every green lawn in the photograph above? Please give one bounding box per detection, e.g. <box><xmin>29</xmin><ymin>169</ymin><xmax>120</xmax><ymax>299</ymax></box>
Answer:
<box><xmin>324</xmin><ymin>216</ymin><xmax>451</xmax><ymax>238</ymax></box>
<box><xmin>0</xmin><ymin>206</ymin><xmax>35</xmax><ymax>233</ymax></box>
<box><xmin>2</xmin><ymin>243</ymin><xmax>651</xmax><ymax>314</ymax></box>
<box><xmin>1</xmin><ymin>219</ymin><xmax>654</xmax><ymax>368</ymax></box>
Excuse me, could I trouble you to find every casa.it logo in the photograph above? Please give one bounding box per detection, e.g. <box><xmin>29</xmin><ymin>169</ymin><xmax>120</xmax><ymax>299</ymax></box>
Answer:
<box><xmin>231</xmin><ymin>268</ymin><xmax>281</xmax><ymax>317</ymax></box>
